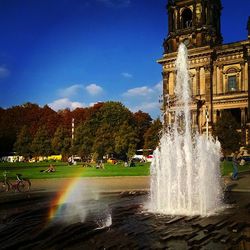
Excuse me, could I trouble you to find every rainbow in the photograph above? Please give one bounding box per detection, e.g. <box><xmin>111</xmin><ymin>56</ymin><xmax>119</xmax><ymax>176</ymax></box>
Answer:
<box><xmin>48</xmin><ymin>177</ymin><xmax>82</xmax><ymax>221</ymax></box>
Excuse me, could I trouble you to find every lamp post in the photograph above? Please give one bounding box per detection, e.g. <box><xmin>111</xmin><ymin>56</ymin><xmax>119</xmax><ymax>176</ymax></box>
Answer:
<box><xmin>71</xmin><ymin>118</ymin><xmax>74</xmax><ymax>164</ymax></box>
<box><xmin>205</xmin><ymin>107</ymin><xmax>209</xmax><ymax>139</ymax></box>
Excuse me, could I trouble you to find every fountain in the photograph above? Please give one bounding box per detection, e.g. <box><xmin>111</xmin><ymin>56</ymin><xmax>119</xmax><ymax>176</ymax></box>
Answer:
<box><xmin>150</xmin><ymin>43</ymin><xmax>223</xmax><ymax>216</ymax></box>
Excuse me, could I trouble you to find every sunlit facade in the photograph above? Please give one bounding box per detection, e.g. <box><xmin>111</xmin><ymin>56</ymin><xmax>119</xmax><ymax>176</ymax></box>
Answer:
<box><xmin>159</xmin><ymin>0</ymin><xmax>250</xmax><ymax>144</ymax></box>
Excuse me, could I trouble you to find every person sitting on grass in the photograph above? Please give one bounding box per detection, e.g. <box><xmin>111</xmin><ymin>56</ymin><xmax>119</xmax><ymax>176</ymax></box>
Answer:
<box><xmin>41</xmin><ymin>164</ymin><xmax>56</xmax><ymax>173</ymax></box>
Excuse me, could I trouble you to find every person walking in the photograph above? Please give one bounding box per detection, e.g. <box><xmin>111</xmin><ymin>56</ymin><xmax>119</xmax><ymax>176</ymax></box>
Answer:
<box><xmin>232</xmin><ymin>152</ymin><xmax>239</xmax><ymax>180</ymax></box>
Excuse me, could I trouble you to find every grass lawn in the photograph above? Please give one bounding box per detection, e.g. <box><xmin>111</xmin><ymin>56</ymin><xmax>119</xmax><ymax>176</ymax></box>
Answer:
<box><xmin>0</xmin><ymin>162</ymin><xmax>150</xmax><ymax>180</ymax></box>
<box><xmin>1</xmin><ymin>160</ymin><xmax>249</xmax><ymax>180</ymax></box>
<box><xmin>220</xmin><ymin>160</ymin><xmax>250</xmax><ymax>176</ymax></box>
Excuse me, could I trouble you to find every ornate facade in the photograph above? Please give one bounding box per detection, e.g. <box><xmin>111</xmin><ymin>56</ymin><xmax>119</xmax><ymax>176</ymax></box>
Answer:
<box><xmin>159</xmin><ymin>0</ymin><xmax>250</xmax><ymax>144</ymax></box>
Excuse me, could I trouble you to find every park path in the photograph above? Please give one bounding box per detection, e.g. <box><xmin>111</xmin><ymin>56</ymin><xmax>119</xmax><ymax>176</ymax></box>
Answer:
<box><xmin>1</xmin><ymin>174</ymin><xmax>250</xmax><ymax>205</ymax></box>
<box><xmin>17</xmin><ymin>173</ymin><xmax>250</xmax><ymax>194</ymax></box>
<box><xmin>30</xmin><ymin>176</ymin><xmax>151</xmax><ymax>194</ymax></box>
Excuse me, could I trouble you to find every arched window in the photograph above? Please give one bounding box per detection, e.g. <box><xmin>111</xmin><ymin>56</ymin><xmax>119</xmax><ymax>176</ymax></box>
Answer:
<box><xmin>181</xmin><ymin>8</ymin><xmax>193</xmax><ymax>28</ymax></box>
<box><xmin>228</xmin><ymin>76</ymin><xmax>237</xmax><ymax>92</ymax></box>
<box><xmin>226</xmin><ymin>68</ymin><xmax>238</xmax><ymax>92</ymax></box>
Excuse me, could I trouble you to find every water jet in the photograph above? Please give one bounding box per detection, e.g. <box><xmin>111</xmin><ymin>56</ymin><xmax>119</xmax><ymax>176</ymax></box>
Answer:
<box><xmin>150</xmin><ymin>43</ymin><xmax>223</xmax><ymax>216</ymax></box>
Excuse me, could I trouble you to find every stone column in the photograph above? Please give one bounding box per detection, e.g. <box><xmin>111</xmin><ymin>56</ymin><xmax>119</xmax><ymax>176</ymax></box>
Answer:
<box><xmin>193</xmin><ymin>3</ymin><xmax>196</xmax><ymax>26</ymax></box>
<box><xmin>236</xmin><ymin>73</ymin><xmax>240</xmax><ymax>91</ymax></box>
<box><xmin>213</xmin><ymin>64</ymin><xmax>217</xmax><ymax>95</ymax></box>
<box><xmin>216</xmin><ymin>66</ymin><xmax>221</xmax><ymax>94</ymax></box>
<box><xmin>219</xmin><ymin>65</ymin><xmax>224</xmax><ymax>93</ymax></box>
<box><xmin>206</xmin><ymin>1</ymin><xmax>211</xmax><ymax>25</ymax></box>
<box><xmin>241</xmin><ymin>108</ymin><xmax>246</xmax><ymax>126</ymax></box>
<box><xmin>196</xmin><ymin>67</ymin><xmax>200</xmax><ymax>95</ymax></box>
<box><xmin>190</xmin><ymin>74</ymin><xmax>195</xmax><ymax>97</ymax></box>
<box><xmin>162</xmin><ymin>71</ymin><xmax>170</xmax><ymax>96</ymax></box>
<box><xmin>177</xmin><ymin>7</ymin><xmax>180</xmax><ymax>29</ymax></box>
<box><xmin>248</xmin><ymin>61</ymin><xmax>250</xmax><ymax>120</ymax></box>
<box><xmin>162</xmin><ymin>71</ymin><xmax>170</xmax><ymax>119</ymax></box>
<box><xmin>241</xmin><ymin>62</ymin><xmax>245</xmax><ymax>91</ymax></box>
<box><xmin>201</xmin><ymin>2</ymin><xmax>206</xmax><ymax>24</ymax></box>
<box><xmin>204</xmin><ymin>65</ymin><xmax>213</xmax><ymax>124</ymax></box>
<box><xmin>213</xmin><ymin>110</ymin><xmax>217</xmax><ymax>124</ymax></box>
<box><xmin>244</xmin><ymin>61</ymin><xmax>248</xmax><ymax>90</ymax></box>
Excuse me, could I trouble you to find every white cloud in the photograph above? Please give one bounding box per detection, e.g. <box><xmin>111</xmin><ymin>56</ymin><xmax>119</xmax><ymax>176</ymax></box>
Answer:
<box><xmin>121</xmin><ymin>72</ymin><xmax>133</xmax><ymax>78</ymax></box>
<box><xmin>154</xmin><ymin>80</ymin><xmax>163</xmax><ymax>92</ymax></box>
<box><xmin>97</xmin><ymin>0</ymin><xmax>131</xmax><ymax>8</ymax></box>
<box><xmin>129</xmin><ymin>102</ymin><xmax>160</xmax><ymax>113</ymax></box>
<box><xmin>48</xmin><ymin>98</ymin><xmax>85</xmax><ymax>111</ymax></box>
<box><xmin>122</xmin><ymin>81</ymin><xmax>163</xmax><ymax>118</ymax></box>
<box><xmin>123</xmin><ymin>86</ymin><xmax>154</xmax><ymax>97</ymax></box>
<box><xmin>58</xmin><ymin>84</ymin><xmax>84</xmax><ymax>98</ymax></box>
<box><xmin>0</xmin><ymin>66</ymin><xmax>10</xmax><ymax>78</ymax></box>
<box><xmin>86</xmin><ymin>84</ymin><xmax>103</xmax><ymax>96</ymax></box>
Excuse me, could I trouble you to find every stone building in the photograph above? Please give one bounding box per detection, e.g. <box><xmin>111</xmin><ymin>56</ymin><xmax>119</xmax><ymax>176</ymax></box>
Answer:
<box><xmin>158</xmin><ymin>0</ymin><xmax>250</xmax><ymax>144</ymax></box>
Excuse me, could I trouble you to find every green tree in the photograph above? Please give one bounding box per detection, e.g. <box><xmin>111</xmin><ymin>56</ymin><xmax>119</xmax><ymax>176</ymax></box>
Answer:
<box><xmin>133</xmin><ymin>110</ymin><xmax>152</xmax><ymax>149</ymax></box>
<box><xmin>31</xmin><ymin>126</ymin><xmax>52</xmax><ymax>156</ymax></box>
<box><xmin>51</xmin><ymin>126</ymin><xmax>71</xmax><ymax>157</ymax></box>
<box><xmin>14</xmin><ymin>125</ymin><xmax>32</xmax><ymax>159</ymax></box>
<box><xmin>144</xmin><ymin>118</ymin><xmax>162</xmax><ymax>150</ymax></box>
<box><xmin>214</xmin><ymin>111</ymin><xmax>241</xmax><ymax>155</ymax></box>
<box><xmin>96</xmin><ymin>102</ymin><xmax>134</xmax><ymax>129</ymax></box>
<box><xmin>115</xmin><ymin>122</ymin><xmax>139</xmax><ymax>160</ymax></box>
<box><xmin>73</xmin><ymin>121</ymin><xmax>96</xmax><ymax>160</ymax></box>
<box><xmin>92</xmin><ymin>123</ymin><xmax>116</xmax><ymax>159</ymax></box>
<box><xmin>91</xmin><ymin>101</ymin><xmax>135</xmax><ymax>158</ymax></box>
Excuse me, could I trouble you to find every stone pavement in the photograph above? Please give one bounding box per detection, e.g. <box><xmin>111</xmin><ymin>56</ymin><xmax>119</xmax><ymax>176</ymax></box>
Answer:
<box><xmin>0</xmin><ymin>190</ymin><xmax>250</xmax><ymax>249</ymax></box>
<box><xmin>1</xmin><ymin>172</ymin><xmax>250</xmax><ymax>205</ymax></box>
<box><xmin>21</xmin><ymin>171</ymin><xmax>250</xmax><ymax>194</ymax></box>
<box><xmin>224</xmin><ymin>171</ymin><xmax>250</xmax><ymax>193</ymax></box>
<box><xmin>0</xmin><ymin>175</ymin><xmax>250</xmax><ymax>249</ymax></box>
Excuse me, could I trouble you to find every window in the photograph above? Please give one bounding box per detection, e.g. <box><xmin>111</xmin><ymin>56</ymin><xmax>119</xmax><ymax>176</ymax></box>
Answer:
<box><xmin>228</xmin><ymin>75</ymin><xmax>237</xmax><ymax>92</ymax></box>
<box><xmin>181</xmin><ymin>8</ymin><xmax>193</xmax><ymax>28</ymax></box>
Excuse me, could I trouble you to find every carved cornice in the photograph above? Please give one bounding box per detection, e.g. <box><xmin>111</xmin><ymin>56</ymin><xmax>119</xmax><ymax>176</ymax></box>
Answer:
<box><xmin>222</xmin><ymin>67</ymin><xmax>241</xmax><ymax>74</ymax></box>
<box><xmin>213</xmin><ymin>92</ymin><xmax>248</xmax><ymax>101</ymax></box>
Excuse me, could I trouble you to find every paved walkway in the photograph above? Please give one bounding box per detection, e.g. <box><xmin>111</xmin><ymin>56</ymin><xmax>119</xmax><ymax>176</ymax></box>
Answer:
<box><xmin>0</xmin><ymin>173</ymin><xmax>250</xmax><ymax>205</ymax></box>
<box><xmin>30</xmin><ymin>176</ymin><xmax>150</xmax><ymax>193</ymax></box>
<box><xmin>30</xmin><ymin>171</ymin><xmax>250</xmax><ymax>194</ymax></box>
<box><xmin>224</xmin><ymin>171</ymin><xmax>250</xmax><ymax>192</ymax></box>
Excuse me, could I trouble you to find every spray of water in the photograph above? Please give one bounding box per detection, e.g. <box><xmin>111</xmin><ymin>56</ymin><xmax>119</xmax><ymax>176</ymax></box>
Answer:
<box><xmin>150</xmin><ymin>43</ymin><xmax>223</xmax><ymax>216</ymax></box>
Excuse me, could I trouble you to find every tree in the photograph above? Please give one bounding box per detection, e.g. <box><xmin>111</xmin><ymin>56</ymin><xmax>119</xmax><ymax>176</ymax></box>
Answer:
<box><xmin>51</xmin><ymin>126</ymin><xmax>71</xmax><ymax>157</ymax></box>
<box><xmin>90</xmin><ymin>101</ymin><xmax>135</xmax><ymax>158</ymax></box>
<box><xmin>133</xmin><ymin>110</ymin><xmax>152</xmax><ymax>149</ymax></box>
<box><xmin>92</xmin><ymin>123</ymin><xmax>115</xmax><ymax>159</ymax></box>
<box><xmin>144</xmin><ymin>118</ymin><xmax>162</xmax><ymax>150</ymax></box>
<box><xmin>73</xmin><ymin>121</ymin><xmax>96</xmax><ymax>160</ymax></box>
<box><xmin>115</xmin><ymin>122</ymin><xmax>139</xmax><ymax>160</ymax></box>
<box><xmin>96</xmin><ymin>102</ymin><xmax>134</xmax><ymax>129</ymax></box>
<box><xmin>214</xmin><ymin>111</ymin><xmax>241</xmax><ymax>155</ymax></box>
<box><xmin>31</xmin><ymin>126</ymin><xmax>52</xmax><ymax>156</ymax></box>
<box><xmin>14</xmin><ymin>125</ymin><xmax>32</xmax><ymax>159</ymax></box>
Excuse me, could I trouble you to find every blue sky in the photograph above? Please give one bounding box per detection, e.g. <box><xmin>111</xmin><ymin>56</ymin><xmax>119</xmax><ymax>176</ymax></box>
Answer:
<box><xmin>0</xmin><ymin>0</ymin><xmax>249</xmax><ymax>118</ymax></box>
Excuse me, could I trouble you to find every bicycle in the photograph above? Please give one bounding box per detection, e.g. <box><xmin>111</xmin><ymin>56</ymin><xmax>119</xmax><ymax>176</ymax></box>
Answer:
<box><xmin>0</xmin><ymin>171</ymin><xmax>31</xmax><ymax>192</ymax></box>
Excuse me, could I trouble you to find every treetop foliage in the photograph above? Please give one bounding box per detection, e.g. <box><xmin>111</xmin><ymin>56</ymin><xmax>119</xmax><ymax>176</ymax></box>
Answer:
<box><xmin>0</xmin><ymin>102</ymin><xmax>161</xmax><ymax>160</ymax></box>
